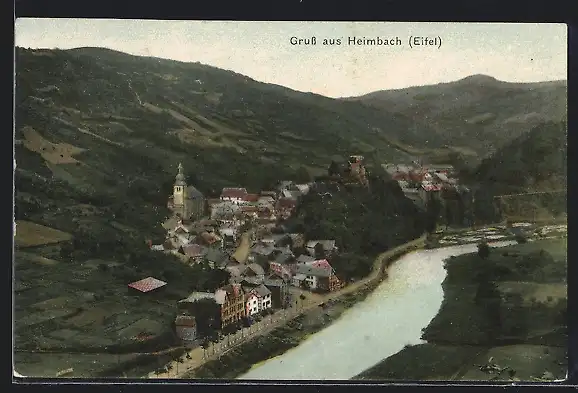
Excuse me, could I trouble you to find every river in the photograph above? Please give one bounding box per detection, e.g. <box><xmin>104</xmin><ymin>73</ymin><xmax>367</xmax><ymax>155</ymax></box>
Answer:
<box><xmin>238</xmin><ymin>240</ymin><xmax>517</xmax><ymax>380</ymax></box>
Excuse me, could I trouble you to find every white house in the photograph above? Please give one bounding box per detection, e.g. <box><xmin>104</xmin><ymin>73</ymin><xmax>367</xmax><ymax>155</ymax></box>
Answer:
<box><xmin>254</xmin><ymin>285</ymin><xmax>272</xmax><ymax>311</ymax></box>
<box><xmin>245</xmin><ymin>292</ymin><xmax>260</xmax><ymax>316</ymax></box>
<box><xmin>220</xmin><ymin>188</ymin><xmax>248</xmax><ymax>205</ymax></box>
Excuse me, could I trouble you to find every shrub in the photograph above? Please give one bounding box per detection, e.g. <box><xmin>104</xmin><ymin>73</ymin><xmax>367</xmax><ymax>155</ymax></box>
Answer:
<box><xmin>477</xmin><ymin>242</ymin><xmax>490</xmax><ymax>259</ymax></box>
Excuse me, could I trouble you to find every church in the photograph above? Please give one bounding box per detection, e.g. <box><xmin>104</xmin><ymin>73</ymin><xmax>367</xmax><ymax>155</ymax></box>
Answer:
<box><xmin>167</xmin><ymin>163</ymin><xmax>206</xmax><ymax>221</ymax></box>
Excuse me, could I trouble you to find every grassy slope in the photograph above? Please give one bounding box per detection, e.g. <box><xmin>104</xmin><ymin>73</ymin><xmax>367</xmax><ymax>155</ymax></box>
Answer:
<box><xmin>346</xmin><ymin>75</ymin><xmax>567</xmax><ymax>159</ymax></box>
<box><xmin>467</xmin><ymin>121</ymin><xmax>567</xmax><ymax>223</ymax></box>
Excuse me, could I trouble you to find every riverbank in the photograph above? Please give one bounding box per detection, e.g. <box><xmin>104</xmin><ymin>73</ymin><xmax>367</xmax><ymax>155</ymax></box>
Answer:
<box><xmin>356</xmin><ymin>237</ymin><xmax>568</xmax><ymax>382</ymax></box>
<box><xmin>185</xmin><ymin>235</ymin><xmax>427</xmax><ymax>379</ymax></box>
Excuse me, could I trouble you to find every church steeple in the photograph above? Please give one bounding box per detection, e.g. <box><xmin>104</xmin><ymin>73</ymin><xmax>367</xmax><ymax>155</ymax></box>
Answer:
<box><xmin>173</xmin><ymin>163</ymin><xmax>187</xmax><ymax>209</ymax></box>
<box><xmin>175</xmin><ymin>162</ymin><xmax>186</xmax><ymax>186</ymax></box>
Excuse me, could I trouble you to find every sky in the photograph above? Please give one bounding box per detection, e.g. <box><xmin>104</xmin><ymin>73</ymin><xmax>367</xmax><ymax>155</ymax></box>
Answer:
<box><xmin>14</xmin><ymin>19</ymin><xmax>567</xmax><ymax>98</ymax></box>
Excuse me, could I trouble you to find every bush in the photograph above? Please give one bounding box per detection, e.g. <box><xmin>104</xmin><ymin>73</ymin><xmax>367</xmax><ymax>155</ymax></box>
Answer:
<box><xmin>477</xmin><ymin>242</ymin><xmax>490</xmax><ymax>259</ymax></box>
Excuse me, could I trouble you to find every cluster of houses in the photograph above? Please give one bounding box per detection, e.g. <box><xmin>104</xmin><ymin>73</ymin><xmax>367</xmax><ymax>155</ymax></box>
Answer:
<box><xmin>130</xmin><ymin>163</ymin><xmax>345</xmax><ymax>344</ymax></box>
<box><xmin>383</xmin><ymin>163</ymin><xmax>470</xmax><ymax>208</ymax></box>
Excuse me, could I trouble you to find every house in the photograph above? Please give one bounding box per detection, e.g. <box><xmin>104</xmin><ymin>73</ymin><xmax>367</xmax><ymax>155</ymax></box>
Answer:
<box><xmin>295</xmin><ymin>183</ymin><xmax>311</xmax><ymax>195</ymax></box>
<box><xmin>294</xmin><ymin>263</ymin><xmax>341</xmax><ymax>292</ymax></box>
<box><xmin>177</xmin><ymin>292</ymin><xmax>221</xmax><ymax>335</ymax></box>
<box><xmin>253</xmin><ymin>285</ymin><xmax>272</xmax><ymax>311</ymax></box>
<box><xmin>175</xmin><ymin>314</ymin><xmax>197</xmax><ymax>342</ymax></box>
<box><xmin>205</xmin><ymin>248</ymin><xmax>230</xmax><ymax>269</ymax></box>
<box><xmin>306</xmin><ymin>240</ymin><xmax>337</xmax><ymax>257</ymax></box>
<box><xmin>287</xmin><ymin>233</ymin><xmax>305</xmax><ymax>249</ymax></box>
<box><xmin>251</xmin><ymin>244</ymin><xmax>276</xmax><ymax>258</ymax></box>
<box><xmin>245</xmin><ymin>290</ymin><xmax>260</xmax><ymax>316</ymax></box>
<box><xmin>243</xmin><ymin>284</ymin><xmax>272</xmax><ymax>317</ymax></box>
<box><xmin>292</xmin><ymin>273</ymin><xmax>307</xmax><ymax>288</ymax></box>
<box><xmin>198</xmin><ymin>231</ymin><xmax>223</xmax><ymax>248</ymax></box>
<box><xmin>245</xmin><ymin>263</ymin><xmax>265</xmax><ymax>281</ymax></box>
<box><xmin>220</xmin><ymin>188</ymin><xmax>248</xmax><ymax>204</ymax></box>
<box><xmin>179</xmin><ymin>244</ymin><xmax>209</xmax><ymax>263</ymax></box>
<box><xmin>216</xmin><ymin>283</ymin><xmax>246</xmax><ymax>329</ymax></box>
<box><xmin>263</xmin><ymin>278</ymin><xmax>289</xmax><ymax>309</ymax></box>
<box><xmin>273</xmin><ymin>247</ymin><xmax>295</xmax><ymax>266</ymax></box>
<box><xmin>128</xmin><ymin>277</ymin><xmax>167</xmax><ymax>295</ymax></box>
<box><xmin>268</xmin><ymin>262</ymin><xmax>292</xmax><ymax>281</ymax></box>
<box><xmin>226</xmin><ymin>265</ymin><xmax>248</xmax><ymax>282</ymax></box>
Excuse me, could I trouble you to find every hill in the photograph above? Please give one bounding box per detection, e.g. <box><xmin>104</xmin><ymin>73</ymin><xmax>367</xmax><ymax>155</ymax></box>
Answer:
<box><xmin>13</xmin><ymin>47</ymin><xmax>431</xmax><ymax>376</ymax></box>
<box><xmin>345</xmin><ymin>75</ymin><xmax>567</xmax><ymax>160</ymax></box>
<box><xmin>469</xmin><ymin>121</ymin><xmax>567</xmax><ymax>223</ymax></box>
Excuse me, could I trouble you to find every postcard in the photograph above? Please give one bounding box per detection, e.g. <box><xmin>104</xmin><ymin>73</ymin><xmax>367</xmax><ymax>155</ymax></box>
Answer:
<box><xmin>13</xmin><ymin>20</ymin><xmax>568</xmax><ymax>382</ymax></box>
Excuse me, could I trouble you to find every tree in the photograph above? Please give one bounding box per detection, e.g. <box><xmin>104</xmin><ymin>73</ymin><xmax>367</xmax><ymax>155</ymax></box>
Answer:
<box><xmin>328</xmin><ymin>160</ymin><xmax>341</xmax><ymax>177</ymax></box>
<box><xmin>295</xmin><ymin>166</ymin><xmax>312</xmax><ymax>184</ymax></box>
<box><xmin>478</xmin><ymin>241</ymin><xmax>490</xmax><ymax>260</ymax></box>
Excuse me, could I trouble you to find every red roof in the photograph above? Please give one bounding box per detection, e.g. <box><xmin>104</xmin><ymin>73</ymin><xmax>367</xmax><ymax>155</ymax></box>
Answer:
<box><xmin>422</xmin><ymin>183</ymin><xmax>442</xmax><ymax>192</ymax></box>
<box><xmin>221</xmin><ymin>188</ymin><xmax>248</xmax><ymax>199</ymax></box>
<box><xmin>128</xmin><ymin>277</ymin><xmax>167</xmax><ymax>293</ymax></box>
<box><xmin>241</xmin><ymin>205</ymin><xmax>259</xmax><ymax>213</ymax></box>
<box><xmin>243</xmin><ymin>193</ymin><xmax>260</xmax><ymax>202</ymax></box>
<box><xmin>309</xmin><ymin>259</ymin><xmax>333</xmax><ymax>270</ymax></box>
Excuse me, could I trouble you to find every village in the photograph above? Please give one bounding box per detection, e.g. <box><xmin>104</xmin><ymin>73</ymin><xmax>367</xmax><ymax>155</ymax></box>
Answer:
<box><xmin>124</xmin><ymin>156</ymin><xmax>472</xmax><ymax>350</ymax></box>
<box><xmin>128</xmin><ymin>160</ymin><xmax>351</xmax><ymax>347</ymax></box>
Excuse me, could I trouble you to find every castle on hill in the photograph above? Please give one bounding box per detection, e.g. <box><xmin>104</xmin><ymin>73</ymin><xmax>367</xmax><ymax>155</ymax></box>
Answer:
<box><xmin>167</xmin><ymin>163</ymin><xmax>206</xmax><ymax>221</ymax></box>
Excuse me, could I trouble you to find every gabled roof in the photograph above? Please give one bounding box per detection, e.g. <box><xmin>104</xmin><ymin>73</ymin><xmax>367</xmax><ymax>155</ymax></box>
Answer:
<box><xmin>226</xmin><ymin>265</ymin><xmax>248</xmax><ymax>277</ymax></box>
<box><xmin>181</xmin><ymin>244</ymin><xmax>208</xmax><ymax>258</ymax></box>
<box><xmin>179</xmin><ymin>292</ymin><xmax>216</xmax><ymax>303</ymax></box>
<box><xmin>253</xmin><ymin>284</ymin><xmax>271</xmax><ymax>297</ymax></box>
<box><xmin>251</xmin><ymin>244</ymin><xmax>275</xmax><ymax>256</ymax></box>
<box><xmin>222</xmin><ymin>283</ymin><xmax>244</xmax><ymax>298</ymax></box>
<box><xmin>295</xmin><ymin>264</ymin><xmax>333</xmax><ymax>277</ymax></box>
<box><xmin>175</xmin><ymin>314</ymin><xmax>196</xmax><ymax>327</ymax></box>
<box><xmin>221</xmin><ymin>187</ymin><xmax>248</xmax><ymax>199</ymax></box>
<box><xmin>246</xmin><ymin>263</ymin><xmax>265</xmax><ymax>276</ymax></box>
<box><xmin>205</xmin><ymin>248</ymin><xmax>229</xmax><ymax>263</ymax></box>
<box><xmin>296</xmin><ymin>254</ymin><xmax>316</xmax><ymax>264</ymax></box>
<box><xmin>186</xmin><ymin>185</ymin><xmax>204</xmax><ymax>199</ymax></box>
<box><xmin>128</xmin><ymin>277</ymin><xmax>167</xmax><ymax>293</ymax></box>
<box><xmin>306</xmin><ymin>240</ymin><xmax>336</xmax><ymax>250</ymax></box>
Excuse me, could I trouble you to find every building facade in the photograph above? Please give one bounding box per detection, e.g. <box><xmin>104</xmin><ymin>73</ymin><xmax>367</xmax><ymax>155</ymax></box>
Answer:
<box><xmin>168</xmin><ymin>163</ymin><xmax>206</xmax><ymax>220</ymax></box>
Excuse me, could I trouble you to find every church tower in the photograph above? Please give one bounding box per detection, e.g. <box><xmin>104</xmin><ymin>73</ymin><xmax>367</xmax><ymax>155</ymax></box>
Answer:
<box><xmin>173</xmin><ymin>163</ymin><xmax>187</xmax><ymax>217</ymax></box>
